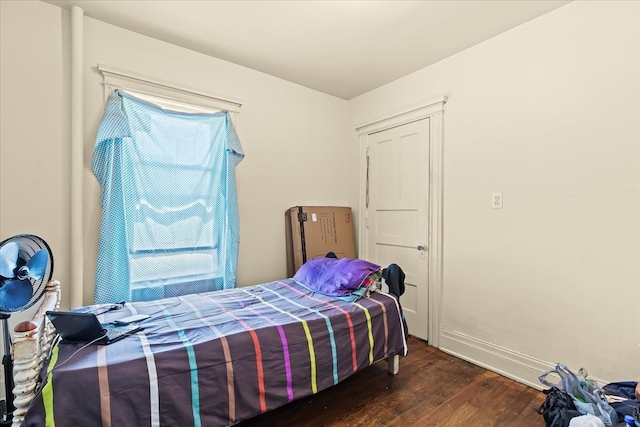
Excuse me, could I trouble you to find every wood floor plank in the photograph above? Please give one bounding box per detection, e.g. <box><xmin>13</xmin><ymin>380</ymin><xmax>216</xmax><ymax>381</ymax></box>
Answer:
<box><xmin>236</xmin><ymin>336</ymin><xmax>545</xmax><ymax>426</ymax></box>
<box><xmin>504</xmin><ymin>391</ymin><xmax>547</xmax><ymax>427</ymax></box>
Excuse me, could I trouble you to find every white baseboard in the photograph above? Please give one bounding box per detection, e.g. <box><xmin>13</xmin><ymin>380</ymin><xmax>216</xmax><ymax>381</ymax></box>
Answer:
<box><xmin>438</xmin><ymin>327</ymin><xmax>607</xmax><ymax>391</ymax></box>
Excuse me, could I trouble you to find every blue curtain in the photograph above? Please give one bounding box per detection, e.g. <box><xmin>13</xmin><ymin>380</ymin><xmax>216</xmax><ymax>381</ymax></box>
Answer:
<box><xmin>92</xmin><ymin>90</ymin><xmax>244</xmax><ymax>303</ymax></box>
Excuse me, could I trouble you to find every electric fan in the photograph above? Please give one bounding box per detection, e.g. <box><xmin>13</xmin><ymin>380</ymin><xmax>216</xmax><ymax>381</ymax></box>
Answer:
<box><xmin>0</xmin><ymin>235</ymin><xmax>53</xmax><ymax>426</ymax></box>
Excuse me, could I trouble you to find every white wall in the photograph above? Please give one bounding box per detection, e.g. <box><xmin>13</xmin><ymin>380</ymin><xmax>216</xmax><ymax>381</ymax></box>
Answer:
<box><xmin>349</xmin><ymin>0</ymin><xmax>640</xmax><ymax>383</ymax></box>
<box><xmin>0</xmin><ymin>1</ymin><xmax>71</xmax><ymax>316</ymax></box>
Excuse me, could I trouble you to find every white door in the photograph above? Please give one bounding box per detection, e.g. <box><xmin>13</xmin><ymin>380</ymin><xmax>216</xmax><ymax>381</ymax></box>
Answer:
<box><xmin>366</xmin><ymin>118</ymin><xmax>430</xmax><ymax>340</ymax></box>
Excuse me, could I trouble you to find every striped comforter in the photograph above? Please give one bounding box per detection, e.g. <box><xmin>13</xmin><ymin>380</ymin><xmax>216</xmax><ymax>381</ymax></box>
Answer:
<box><xmin>23</xmin><ymin>279</ymin><xmax>407</xmax><ymax>427</ymax></box>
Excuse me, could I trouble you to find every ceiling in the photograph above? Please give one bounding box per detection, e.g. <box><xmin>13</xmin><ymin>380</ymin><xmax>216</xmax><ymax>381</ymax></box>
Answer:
<box><xmin>46</xmin><ymin>0</ymin><xmax>571</xmax><ymax>99</ymax></box>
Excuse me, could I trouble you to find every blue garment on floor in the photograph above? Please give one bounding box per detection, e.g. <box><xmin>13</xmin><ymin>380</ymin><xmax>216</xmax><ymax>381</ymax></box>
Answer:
<box><xmin>92</xmin><ymin>90</ymin><xmax>244</xmax><ymax>303</ymax></box>
<box><xmin>603</xmin><ymin>382</ymin><xmax>639</xmax><ymax>422</ymax></box>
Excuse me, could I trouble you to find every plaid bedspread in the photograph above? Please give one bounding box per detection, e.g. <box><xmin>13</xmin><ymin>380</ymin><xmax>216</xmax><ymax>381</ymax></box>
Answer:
<box><xmin>22</xmin><ymin>279</ymin><xmax>407</xmax><ymax>427</ymax></box>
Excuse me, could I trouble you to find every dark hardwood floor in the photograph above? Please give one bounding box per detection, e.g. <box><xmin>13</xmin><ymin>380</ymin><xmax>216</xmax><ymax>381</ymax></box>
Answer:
<box><xmin>237</xmin><ymin>336</ymin><xmax>545</xmax><ymax>426</ymax></box>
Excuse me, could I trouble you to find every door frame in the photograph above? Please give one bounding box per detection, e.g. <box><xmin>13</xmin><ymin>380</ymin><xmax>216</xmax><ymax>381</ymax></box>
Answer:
<box><xmin>356</xmin><ymin>95</ymin><xmax>446</xmax><ymax>347</ymax></box>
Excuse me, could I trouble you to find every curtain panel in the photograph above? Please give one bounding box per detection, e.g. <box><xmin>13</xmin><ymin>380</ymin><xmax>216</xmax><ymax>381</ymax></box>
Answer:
<box><xmin>92</xmin><ymin>90</ymin><xmax>244</xmax><ymax>303</ymax></box>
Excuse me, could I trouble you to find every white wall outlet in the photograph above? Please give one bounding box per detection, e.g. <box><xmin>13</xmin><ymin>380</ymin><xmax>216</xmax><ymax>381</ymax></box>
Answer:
<box><xmin>492</xmin><ymin>192</ymin><xmax>503</xmax><ymax>209</ymax></box>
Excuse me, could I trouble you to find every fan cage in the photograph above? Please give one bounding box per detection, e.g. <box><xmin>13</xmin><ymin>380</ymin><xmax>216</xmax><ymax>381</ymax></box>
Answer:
<box><xmin>0</xmin><ymin>235</ymin><xmax>54</xmax><ymax>314</ymax></box>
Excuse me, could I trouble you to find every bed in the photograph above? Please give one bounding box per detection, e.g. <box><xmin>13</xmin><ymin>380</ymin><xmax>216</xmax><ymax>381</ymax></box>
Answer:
<box><xmin>12</xmin><ymin>275</ymin><xmax>407</xmax><ymax>426</ymax></box>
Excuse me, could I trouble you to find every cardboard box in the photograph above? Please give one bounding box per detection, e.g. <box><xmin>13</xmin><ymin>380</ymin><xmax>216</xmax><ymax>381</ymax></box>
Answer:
<box><xmin>285</xmin><ymin>206</ymin><xmax>356</xmax><ymax>277</ymax></box>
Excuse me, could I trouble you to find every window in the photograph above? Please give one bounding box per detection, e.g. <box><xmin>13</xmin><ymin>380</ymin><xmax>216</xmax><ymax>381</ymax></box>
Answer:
<box><xmin>92</xmin><ymin>89</ymin><xmax>244</xmax><ymax>303</ymax></box>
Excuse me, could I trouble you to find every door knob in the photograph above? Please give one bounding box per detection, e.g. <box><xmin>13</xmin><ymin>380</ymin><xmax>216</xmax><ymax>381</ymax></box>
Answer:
<box><xmin>417</xmin><ymin>245</ymin><xmax>425</xmax><ymax>251</ymax></box>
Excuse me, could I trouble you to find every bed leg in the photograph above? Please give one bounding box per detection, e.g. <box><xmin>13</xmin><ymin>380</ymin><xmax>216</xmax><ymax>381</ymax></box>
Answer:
<box><xmin>387</xmin><ymin>354</ymin><xmax>399</xmax><ymax>375</ymax></box>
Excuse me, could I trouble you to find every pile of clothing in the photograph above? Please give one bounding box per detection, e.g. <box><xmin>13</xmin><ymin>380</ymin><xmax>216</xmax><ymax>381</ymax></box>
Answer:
<box><xmin>538</xmin><ymin>364</ymin><xmax>639</xmax><ymax>427</ymax></box>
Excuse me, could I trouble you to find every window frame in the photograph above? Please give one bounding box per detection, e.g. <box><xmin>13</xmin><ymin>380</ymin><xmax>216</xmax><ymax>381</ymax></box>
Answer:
<box><xmin>93</xmin><ymin>65</ymin><xmax>244</xmax><ymax>301</ymax></box>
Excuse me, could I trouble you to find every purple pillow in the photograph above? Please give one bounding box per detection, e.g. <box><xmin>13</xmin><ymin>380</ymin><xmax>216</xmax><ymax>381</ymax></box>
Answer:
<box><xmin>293</xmin><ymin>258</ymin><xmax>381</xmax><ymax>297</ymax></box>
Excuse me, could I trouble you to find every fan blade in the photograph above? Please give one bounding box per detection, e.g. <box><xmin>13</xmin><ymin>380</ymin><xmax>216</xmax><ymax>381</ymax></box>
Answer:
<box><xmin>25</xmin><ymin>249</ymin><xmax>48</xmax><ymax>280</ymax></box>
<box><xmin>0</xmin><ymin>278</ymin><xmax>33</xmax><ymax>309</ymax></box>
<box><xmin>0</xmin><ymin>242</ymin><xmax>19</xmax><ymax>277</ymax></box>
